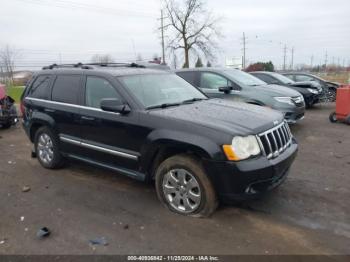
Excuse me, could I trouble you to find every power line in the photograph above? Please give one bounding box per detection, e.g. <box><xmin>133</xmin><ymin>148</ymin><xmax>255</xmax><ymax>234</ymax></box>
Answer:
<box><xmin>14</xmin><ymin>0</ymin><xmax>157</xmax><ymax>18</ymax></box>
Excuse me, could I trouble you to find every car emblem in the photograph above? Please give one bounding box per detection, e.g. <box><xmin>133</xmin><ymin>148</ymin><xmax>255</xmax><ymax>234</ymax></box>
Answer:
<box><xmin>273</xmin><ymin>120</ymin><xmax>279</xmax><ymax>125</ymax></box>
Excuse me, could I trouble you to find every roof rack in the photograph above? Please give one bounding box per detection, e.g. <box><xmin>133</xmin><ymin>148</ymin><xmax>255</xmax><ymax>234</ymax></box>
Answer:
<box><xmin>42</xmin><ymin>62</ymin><xmax>145</xmax><ymax>70</ymax></box>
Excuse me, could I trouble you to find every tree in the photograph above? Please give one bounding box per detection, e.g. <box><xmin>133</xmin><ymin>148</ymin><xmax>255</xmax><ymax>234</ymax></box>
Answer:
<box><xmin>91</xmin><ymin>54</ymin><xmax>114</xmax><ymax>63</ymax></box>
<box><xmin>245</xmin><ymin>61</ymin><xmax>275</xmax><ymax>72</ymax></box>
<box><xmin>163</xmin><ymin>0</ymin><xmax>221</xmax><ymax>68</ymax></box>
<box><xmin>0</xmin><ymin>45</ymin><xmax>18</xmax><ymax>85</ymax></box>
<box><xmin>195</xmin><ymin>57</ymin><xmax>203</xmax><ymax>67</ymax></box>
<box><xmin>206</xmin><ymin>61</ymin><xmax>211</xmax><ymax>67</ymax></box>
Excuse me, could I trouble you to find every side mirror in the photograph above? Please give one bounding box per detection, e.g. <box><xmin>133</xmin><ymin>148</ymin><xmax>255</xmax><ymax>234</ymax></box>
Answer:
<box><xmin>218</xmin><ymin>86</ymin><xmax>232</xmax><ymax>93</ymax></box>
<box><xmin>100</xmin><ymin>98</ymin><xmax>131</xmax><ymax>114</ymax></box>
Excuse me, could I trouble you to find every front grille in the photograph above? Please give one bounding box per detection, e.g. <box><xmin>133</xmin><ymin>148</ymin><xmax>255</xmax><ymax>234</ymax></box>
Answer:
<box><xmin>257</xmin><ymin>121</ymin><xmax>293</xmax><ymax>159</ymax></box>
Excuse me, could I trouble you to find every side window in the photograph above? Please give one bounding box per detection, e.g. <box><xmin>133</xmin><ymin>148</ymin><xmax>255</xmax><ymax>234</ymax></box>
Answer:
<box><xmin>295</xmin><ymin>75</ymin><xmax>313</xmax><ymax>82</ymax></box>
<box><xmin>255</xmin><ymin>74</ymin><xmax>274</xmax><ymax>84</ymax></box>
<box><xmin>28</xmin><ymin>75</ymin><xmax>51</xmax><ymax>99</ymax></box>
<box><xmin>177</xmin><ymin>72</ymin><xmax>197</xmax><ymax>86</ymax></box>
<box><xmin>200</xmin><ymin>72</ymin><xmax>229</xmax><ymax>89</ymax></box>
<box><xmin>85</xmin><ymin>76</ymin><xmax>121</xmax><ymax>108</ymax></box>
<box><xmin>284</xmin><ymin>74</ymin><xmax>295</xmax><ymax>81</ymax></box>
<box><xmin>52</xmin><ymin>75</ymin><xmax>81</xmax><ymax>104</ymax></box>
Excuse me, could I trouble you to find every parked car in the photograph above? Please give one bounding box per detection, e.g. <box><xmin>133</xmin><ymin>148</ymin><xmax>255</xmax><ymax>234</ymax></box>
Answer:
<box><xmin>282</xmin><ymin>72</ymin><xmax>339</xmax><ymax>102</ymax></box>
<box><xmin>0</xmin><ymin>84</ymin><xmax>18</xmax><ymax>129</ymax></box>
<box><xmin>21</xmin><ymin>63</ymin><xmax>298</xmax><ymax>217</ymax></box>
<box><xmin>250</xmin><ymin>71</ymin><xmax>323</xmax><ymax>108</ymax></box>
<box><xmin>175</xmin><ymin>68</ymin><xmax>305</xmax><ymax>123</ymax></box>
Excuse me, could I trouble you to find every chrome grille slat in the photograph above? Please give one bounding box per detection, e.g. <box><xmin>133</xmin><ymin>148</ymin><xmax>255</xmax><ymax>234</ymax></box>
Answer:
<box><xmin>257</xmin><ymin>121</ymin><xmax>293</xmax><ymax>159</ymax></box>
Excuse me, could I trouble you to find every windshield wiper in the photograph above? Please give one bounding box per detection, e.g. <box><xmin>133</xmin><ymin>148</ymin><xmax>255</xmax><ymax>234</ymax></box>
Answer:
<box><xmin>146</xmin><ymin>102</ymin><xmax>181</xmax><ymax>110</ymax></box>
<box><xmin>181</xmin><ymin>98</ymin><xmax>206</xmax><ymax>104</ymax></box>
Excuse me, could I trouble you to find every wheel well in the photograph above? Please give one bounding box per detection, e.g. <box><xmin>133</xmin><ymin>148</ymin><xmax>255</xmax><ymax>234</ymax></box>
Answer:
<box><xmin>30</xmin><ymin>123</ymin><xmax>43</xmax><ymax>142</ymax></box>
<box><xmin>147</xmin><ymin>145</ymin><xmax>205</xmax><ymax>181</ymax></box>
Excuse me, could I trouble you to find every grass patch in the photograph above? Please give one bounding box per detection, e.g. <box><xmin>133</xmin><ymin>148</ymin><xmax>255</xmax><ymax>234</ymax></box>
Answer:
<box><xmin>6</xmin><ymin>86</ymin><xmax>25</xmax><ymax>103</ymax></box>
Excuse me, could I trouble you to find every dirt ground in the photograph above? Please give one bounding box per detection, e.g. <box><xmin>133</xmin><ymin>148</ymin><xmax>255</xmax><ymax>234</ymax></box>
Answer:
<box><xmin>0</xmin><ymin>103</ymin><xmax>349</xmax><ymax>255</ymax></box>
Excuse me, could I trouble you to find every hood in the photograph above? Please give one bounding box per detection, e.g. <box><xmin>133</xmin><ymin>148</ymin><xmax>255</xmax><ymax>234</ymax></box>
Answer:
<box><xmin>148</xmin><ymin>99</ymin><xmax>284</xmax><ymax>135</ymax></box>
<box><xmin>290</xmin><ymin>81</ymin><xmax>322</xmax><ymax>92</ymax></box>
<box><xmin>254</xmin><ymin>84</ymin><xmax>302</xmax><ymax>97</ymax></box>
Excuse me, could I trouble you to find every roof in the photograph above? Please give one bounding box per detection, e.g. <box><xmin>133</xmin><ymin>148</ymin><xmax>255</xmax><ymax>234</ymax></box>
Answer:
<box><xmin>250</xmin><ymin>71</ymin><xmax>276</xmax><ymax>75</ymax></box>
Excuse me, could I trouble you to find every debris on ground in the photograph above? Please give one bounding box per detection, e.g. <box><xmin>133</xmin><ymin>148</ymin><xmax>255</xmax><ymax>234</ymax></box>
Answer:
<box><xmin>22</xmin><ymin>186</ymin><xmax>31</xmax><ymax>192</ymax></box>
<box><xmin>140</xmin><ymin>226</ymin><xmax>145</xmax><ymax>230</ymax></box>
<box><xmin>20</xmin><ymin>216</ymin><xmax>24</xmax><ymax>222</ymax></box>
<box><xmin>0</xmin><ymin>239</ymin><xmax>6</xmax><ymax>245</ymax></box>
<box><xmin>89</xmin><ymin>237</ymin><xmax>108</xmax><ymax>246</ymax></box>
<box><xmin>7</xmin><ymin>160</ymin><xmax>16</xmax><ymax>165</ymax></box>
<box><xmin>123</xmin><ymin>224</ymin><xmax>129</xmax><ymax>230</ymax></box>
<box><xmin>36</xmin><ymin>227</ymin><xmax>51</xmax><ymax>238</ymax></box>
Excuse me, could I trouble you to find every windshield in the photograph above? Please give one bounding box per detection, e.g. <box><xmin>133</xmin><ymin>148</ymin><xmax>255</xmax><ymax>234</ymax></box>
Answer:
<box><xmin>270</xmin><ymin>72</ymin><xmax>295</xmax><ymax>84</ymax></box>
<box><xmin>118</xmin><ymin>73</ymin><xmax>207</xmax><ymax>108</ymax></box>
<box><xmin>224</xmin><ymin>69</ymin><xmax>266</xmax><ymax>86</ymax></box>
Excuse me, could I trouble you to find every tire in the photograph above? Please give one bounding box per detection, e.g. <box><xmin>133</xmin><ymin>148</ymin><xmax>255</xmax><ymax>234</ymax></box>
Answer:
<box><xmin>155</xmin><ymin>154</ymin><xmax>218</xmax><ymax>217</ymax></box>
<box><xmin>346</xmin><ymin>115</ymin><xmax>350</xmax><ymax>125</ymax></box>
<box><xmin>328</xmin><ymin>89</ymin><xmax>337</xmax><ymax>102</ymax></box>
<box><xmin>1</xmin><ymin>121</ymin><xmax>12</xmax><ymax>129</ymax></box>
<box><xmin>329</xmin><ymin>112</ymin><xmax>337</xmax><ymax>123</ymax></box>
<box><xmin>34</xmin><ymin>126</ymin><xmax>65</xmax><ymax>169</ymax></box>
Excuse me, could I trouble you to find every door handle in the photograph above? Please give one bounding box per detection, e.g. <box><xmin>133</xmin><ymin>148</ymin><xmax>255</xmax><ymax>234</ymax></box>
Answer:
<box><xmin>81</xmin><ymin>116</ymin><xmax>95</xmax><ymax>121</ymax></box>
<box><xmin>44</xmin><ymin>108</ymin><xmax>56</xmax><ymax>113</ymax></box>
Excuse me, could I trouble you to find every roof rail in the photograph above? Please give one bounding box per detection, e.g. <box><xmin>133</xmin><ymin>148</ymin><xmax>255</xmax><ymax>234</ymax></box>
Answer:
<box><xmin>42</xmin><ymin>63</ymin><xmax>93</xmax><ymax>70</ymax></box>
<box><xmin>86</xmin><ymin>62</ymin><xmax>146</xmax><ymax>68</ymax></box>
<box><xmin>42</xmin><ymin>62</ymin><xmax>146</xmax><ymax>70</ymax></box>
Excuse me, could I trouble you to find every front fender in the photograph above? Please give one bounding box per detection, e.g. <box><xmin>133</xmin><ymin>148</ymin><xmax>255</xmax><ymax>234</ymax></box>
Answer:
<box><xmin>139</xmin><ymin>129</ymin><xmax>224</xmax><ymax>173</ymax></box>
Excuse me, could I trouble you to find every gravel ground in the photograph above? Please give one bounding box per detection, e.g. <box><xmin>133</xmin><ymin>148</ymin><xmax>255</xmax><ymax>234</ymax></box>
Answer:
<box><xmin>0</xmin><ymin>103</ymin><xmax>349</xmax><ymax>255</ymax></box>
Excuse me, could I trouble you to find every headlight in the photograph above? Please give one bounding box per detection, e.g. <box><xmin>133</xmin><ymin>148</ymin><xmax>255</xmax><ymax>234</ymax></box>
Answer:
<box><xmin>307</xmin><ymin>88</ymin><xmax>319</xmax><ymax>94</ymax></box>
<box><xmin>274</xmin><ymin>97</ymin><xmax>294</xmax><ymax>105</ymax></box>
<box><xmin>223</xmin><ymin>135</ymin><xmax>261</xmax><ymax>161</ymax></box>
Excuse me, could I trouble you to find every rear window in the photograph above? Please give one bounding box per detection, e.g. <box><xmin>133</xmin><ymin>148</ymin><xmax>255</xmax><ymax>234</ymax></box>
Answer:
<box><xmin>51</xmin><ymin>75</ymin><xmax>81</xmax><ymax>104</ymax></box>
<box><xmin>28</xmin><ymin>75</ymin><xmax>52</xmax><ymax>99</ymax></box>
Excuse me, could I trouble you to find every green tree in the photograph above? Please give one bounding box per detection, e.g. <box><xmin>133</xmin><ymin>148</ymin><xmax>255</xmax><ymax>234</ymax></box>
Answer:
<box><xmin>206</xmin><ymin>61</ymin><xmax>212</xmax><ymax>67</ymax></box>
<box><xmin>195</xmin><ymin>57</ymin><xmax>203</xmax><ymax>67</ymax></box>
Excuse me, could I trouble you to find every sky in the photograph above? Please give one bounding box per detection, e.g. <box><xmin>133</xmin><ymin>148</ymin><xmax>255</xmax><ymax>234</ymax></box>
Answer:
<box><xmin>0</xmin><ymin>0</ymin><xmax>349</xmax><ymax>70</ymax></box>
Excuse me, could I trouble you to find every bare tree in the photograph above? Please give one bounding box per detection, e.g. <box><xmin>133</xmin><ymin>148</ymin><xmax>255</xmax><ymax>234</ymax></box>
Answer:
<box><xmin>0</xmin><ymin>45</ymin><xmax>18</xmax><ymax>85</ymax></box>
<box><xmin>163</xmin><ymin>0</ymin><xmax>221</xmax><ymax>68</ymax></box>
<box><xmin>91</xmin><ymin>54</ymin><xmax>115</xmax><ymax>63</ymax></box>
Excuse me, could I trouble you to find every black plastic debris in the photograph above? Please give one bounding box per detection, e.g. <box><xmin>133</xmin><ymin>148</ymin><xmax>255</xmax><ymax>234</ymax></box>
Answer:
<box><xmin>89</xmin><ymin>237</ymin><xmax>108</xmax><ymax>246</ymax></box>
<box><xmin>37</xmin><ymin>227</ymin><xmax>51</xmax><ymax>238</ymax></box>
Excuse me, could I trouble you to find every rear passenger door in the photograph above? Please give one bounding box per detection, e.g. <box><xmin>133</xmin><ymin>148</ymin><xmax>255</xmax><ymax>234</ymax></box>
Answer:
<box><xmin>50</xmin><ymin>74</ymin><xmax>84</xmax><ymax>154</ymax></box>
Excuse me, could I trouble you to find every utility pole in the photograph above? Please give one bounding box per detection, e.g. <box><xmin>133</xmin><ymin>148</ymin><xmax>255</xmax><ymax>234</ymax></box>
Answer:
<box><xmin>290</xmin><ymin>47</ymin><xmax>294</xmax><ymax>70</ymax></box>
<box><xmin>159</xmin><ymin>10</ymin><xmax>166</xmax><ymax>65</ymax></box>
<box><xmin>324</xmin><ymin>51</ymin><xmax>328</xmax><ymax>72</ymax></box>
<box><xmin>241</xmin><ymin>32</ymin><xmax>247</xmax><ymax>69</ymax></box>
<box><xmin>310</xmin><ymin>55</ymin><xmax>314</xmax><ymax>68</ymax></box>
<box><xmin>283</xmin><ymin>44</ymin><xmax>287</xmax><ymax>71</ymax></box>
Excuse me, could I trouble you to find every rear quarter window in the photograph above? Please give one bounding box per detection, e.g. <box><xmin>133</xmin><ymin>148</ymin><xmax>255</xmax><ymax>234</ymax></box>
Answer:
<box><xmin>51</xmin><ymin>75</ymin><xmax>81</xmax><ymax>104</ymax></box>
<box><xmin>27</xmin><ymin>75</ymin><xmax>52</xmax><ymax>99</ymax></box>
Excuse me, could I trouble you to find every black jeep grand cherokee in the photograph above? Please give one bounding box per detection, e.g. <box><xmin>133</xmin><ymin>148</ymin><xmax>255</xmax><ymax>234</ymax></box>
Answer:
<box><xmin>21</xmin><ymin>63</ymin><xmax>298</xmax><ymax>217</ymax></box>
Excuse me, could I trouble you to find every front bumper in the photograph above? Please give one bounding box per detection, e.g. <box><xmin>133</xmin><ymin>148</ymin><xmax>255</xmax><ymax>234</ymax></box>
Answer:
<box><xmin>203</xmin><ymin>139</ymin><xmax>298</xmax><ymax>202</ymax></box>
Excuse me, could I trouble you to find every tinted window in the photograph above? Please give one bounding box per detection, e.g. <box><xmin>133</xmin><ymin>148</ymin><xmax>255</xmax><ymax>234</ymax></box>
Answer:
<box><xmin>295</xmin><ymin>75</ymin><xmax>314</xmax><ymax>82</ymax></box>
<box><xmin>200</xmin><ymin>72</ymin><xmax>229</xmax><ymax>89</ymax></box>
<box><xmin>85</xmin><ymin>77</ymin><xmax>121</xmax><ymax>108</ymax></box>
<box><xmin>28</xmin><ymin>75</ymin><xmax>51</xmax><ymax>99</ymax></box>
<box><xmin>52</xmin><ymin>75</ymin><xmax>81</xmax><ymax>104</ymax></box>
<box><xmin>224</xmin><ymin>70</ymin><xmax>266</xmax><ymax>86</ymax></box>
<box><xmin>177</xmin><ymin>72</ymin><xmax>197</xmax><ymax>86</ymax></box>
<box><xmin>253</xmin><ymin>74</ymin><xmax>274</xmax><ymax>84</ymax></box>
